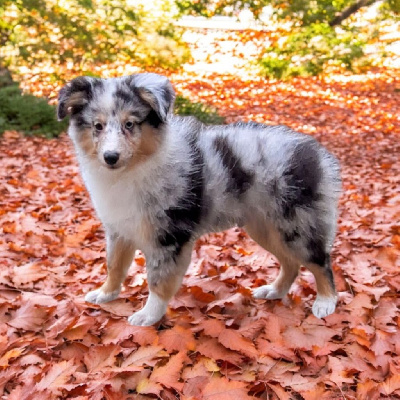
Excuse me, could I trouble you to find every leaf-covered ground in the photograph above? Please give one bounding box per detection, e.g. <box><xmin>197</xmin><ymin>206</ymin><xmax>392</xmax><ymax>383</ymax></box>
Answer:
<box><xmin>1</xmin><ymin>29</ymin><xmax>400</xmax><ymax>399</ymax></box>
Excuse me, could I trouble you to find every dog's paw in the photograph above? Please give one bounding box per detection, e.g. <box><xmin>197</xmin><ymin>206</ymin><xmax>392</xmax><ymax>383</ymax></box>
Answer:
<box><xmin>128</xmin><ymin>310</ymin><xmax>163</xmax><ymax>326</ymax></box>
<box><xmin>253</xmin><ymin>284</ymin><xmax>286</xmax><ymax>300</ymax></box>
<box><xmin>312</xmin><ymin>295</ymin><xmax>337</xmax><ymax>318</ymax></box>
<box><xmin>85</xmin><ymin>288</ymin><xmax>120</xmax><ymax>304</ymax></box>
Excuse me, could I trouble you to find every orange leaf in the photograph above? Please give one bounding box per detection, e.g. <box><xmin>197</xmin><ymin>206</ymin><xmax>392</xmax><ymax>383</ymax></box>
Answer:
<box><xmin>36</xmin><ymin>360</ymin><xmax>76</xmax><ymax>393</ymax></box>
<box><xmin>0</xmin><ymin>348</ymin><xmax>24</xmax><ymax>368</ymax></box>
<box><xmin>218</xmin><ymin>328</ymin><xmax>257</xmax><ymax>358</ymax></box>
<box><xmin>159</xmin><ymin>324</ymin><xmax>196</xmax><ymax>352</ymax></box>
<box><xmin>150</xmin><ymin>351</ymin><xmax>189</xmax><ymax>391</ymax></box>
<box><xmin>201</xmin><ymin>376</ymin><xmax>253</xmax><ymax>400</ymax></box>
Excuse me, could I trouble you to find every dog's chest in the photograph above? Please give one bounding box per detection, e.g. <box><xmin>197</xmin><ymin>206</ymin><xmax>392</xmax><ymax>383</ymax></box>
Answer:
<box><xmin>82</xmin><ymin>166</ymin><xmax>143</xmax><ymax>225</ymax></box>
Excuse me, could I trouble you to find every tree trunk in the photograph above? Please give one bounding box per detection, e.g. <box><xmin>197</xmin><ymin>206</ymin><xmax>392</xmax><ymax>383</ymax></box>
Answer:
<box><xmin>0</xmin><ymin>65</ymin><xmax>14</xmax><ymax>88</ymax></box>
<box><xmin>329</xmin><ymin>0</ymin><xmax>379</xmax><ymax>26</ymax></box>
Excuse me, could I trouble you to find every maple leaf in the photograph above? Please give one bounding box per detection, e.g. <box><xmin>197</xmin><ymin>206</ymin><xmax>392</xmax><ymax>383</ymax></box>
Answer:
<box><xmin>150</xmin><ymin>351</ymin><xmax>189</xmax><ymax>391</ymax></box>
<box><xmin>380</xmin><ymin>374</ymin><xmax>400</xmax><ymax>396</ymax></box>
<box><xmin>121</xmin><ymin>345</ymin><xmax>165</xmax><ymax>368</ymax></box>
<box><xmin>159</xmin><ymin>324</ymin><xmax>196</xmax><ymax>352</ymax></box>
<box><xmin>11</xmin><ymin>262</ymin><xmax>47</xmax><ymax>286</ymax></box>
<box><xmin>8</xmin><ymin>300</ymin><xmax>49</xmax><ymax>332</ymax></box>
<box><xmin>0</xmin><ymin>348</ymin><xmax>24</xmax><ymax>368</ymax></box>
<box><xmin>357</xmin><ymin>379</ymin><xmax>382</xmax><ymax>400</ymax></box>
<box><xmin>370</xmin><ymin>329</ymin><xmax>393</xmax><ymax>356</ymax></box>
<box><xmin>196</xmin><ymin>337</ymin><xmax>243</xmax><ymax>365</ymax></box>
<box><xmin>62</xmin><ymin>314</ymin><xmax>96</xmax><ymax>341</ymax></box>
<box><xmin>282</xmin><ymin>324</ymin><xmax>338</xmax><ymax>351</ymax></box>
<box><xmin>218</xmin><ymin>328</ymin><xmax>257</xmax><ymax>358</ymax></box>
<box><xmin>136</xmin><ymin>378</ymin><xmax>162</xmax><ymax>396</ymax></box>
<box><xmin>36</xmin><ymin>359</ymin><xmax>76</xmax><ymax>394</ymax></box>
<box><xmin>201</xmin><ymin>376</ymin><xmax>253</xmax><ymax>400</ymax></box>
<box><xmin>328</xmin><ymin>356</ymin><xmax>356</xmax><ymax>385</ymax></box>
<box><xmin>193</xmin><ymin>318</ymin><xmax>226</xmax><ymax>337</ymax></box>
<box><xmin>83</xmin><ymin>344</ymin><xmax>121</xmax><ymax>372</ymax></box>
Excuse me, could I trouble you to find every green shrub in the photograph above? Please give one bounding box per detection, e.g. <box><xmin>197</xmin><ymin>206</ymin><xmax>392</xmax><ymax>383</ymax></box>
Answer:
<box><xmin>0</xmin><ymin>85</ymin><xmax>67</xmax><ymax>138</ymax></box>
<box><xmin>259</xmin><ymin>23</ymin><xmax>367</xmax><ymax>78</ymax></box>
<box><xmin>174</xmin><ymin>95</ymin><xmax>225</xmax><ymax>124</ymax></box>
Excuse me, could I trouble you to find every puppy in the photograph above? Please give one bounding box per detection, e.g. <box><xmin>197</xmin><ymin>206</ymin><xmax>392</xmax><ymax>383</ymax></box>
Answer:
<box><xmin>58</xmin><ymin>73</ymin><xmax>341</xmax><ymax>326</ymax></box>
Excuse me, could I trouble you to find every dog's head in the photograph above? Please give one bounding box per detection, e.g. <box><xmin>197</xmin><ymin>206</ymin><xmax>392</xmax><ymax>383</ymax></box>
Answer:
<box><xmin>57</xmin><ymin>73</ymin><xmax>175</xmax><ymax>170</ymax></box>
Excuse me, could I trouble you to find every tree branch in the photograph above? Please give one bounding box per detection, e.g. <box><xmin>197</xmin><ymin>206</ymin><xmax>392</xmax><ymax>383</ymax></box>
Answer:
<box><xmin>329</xmin><ymin>0</ymin><xmax>379</xmax><ymax>26</ymax></box>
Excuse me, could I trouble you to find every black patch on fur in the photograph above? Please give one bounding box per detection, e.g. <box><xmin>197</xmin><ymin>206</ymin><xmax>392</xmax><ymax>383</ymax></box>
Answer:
<box><xmin>323</xmin><ymin>255</ymin><xmax>336</xmax><ymax>290</ymax></box>
<box><xmin>74</xmin><ymin>114</ymin><xmax>90</xmax><ymax>128</ymax></box>
<box><xmin>213</xmin><ymin>136</ymin><xmax>254</xmax><ymax>195</ymax></box>
<box><xmin>162</xmin><ymin>86</ymin><xmax>174</xmax><ymax>112</ymax></box>
<box><xmin>114</xmin><ymin>88</ymin><xmax>132</xmax><ymax>105</ymax></box>
<box><xmin>58</xmin><ymin>77</ymin><xmax>100</xmax><ymax>120</ymax></box>
<box><xmin>158</xmin><ymin>133</ymin><xmax>205</xmax><ymax>257</ymax></box>
<box><xmin>307</xmin><ymin>226</ymin><xmax>327</xmax><ymax>266</ymax></box>
<box><xmin>283</xmin><ymin>228</ymin><xmax>300</xmax><ymax>243</ymax></box>
<box><xmin>257</xmin><ymin>137</ymin><xmax>267</xmax><ymax>165</ymax></box>
<box><xmin>142</xmin><ymin>109</ymin><xmax>163</xmax><ymax>128</ymax></box>
<box><xmin>92</xmin><ymin>79</ymin><xmax>103</xmax><ymax>90</ymax></box>
<box><xmin>232</xmin><ymin>121</ymin><xmax>267</xmax><ymax>130</ymax></box>
<box><xmin>281</xmin><ymin>141</ymin><xmax>322</xmax><ymax>219</ymax></box>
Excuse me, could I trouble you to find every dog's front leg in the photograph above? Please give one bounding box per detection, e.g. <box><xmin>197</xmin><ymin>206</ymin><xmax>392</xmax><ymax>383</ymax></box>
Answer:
<box><xmin>85</xmin><ymin>232</ymin><xmax>135</xmax><ymax>304</ymax></box>
<box><xmin>128</xmin><ymin>244</ymin><xmax>192</xmax><ymax>326</ymax></box>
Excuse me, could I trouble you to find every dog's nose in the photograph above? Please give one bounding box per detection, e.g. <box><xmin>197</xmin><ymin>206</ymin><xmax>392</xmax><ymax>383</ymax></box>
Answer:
<box><xmin>104</xmin><ymin>151</ymin><xmax>120</xmax><ymax>166</ymax></box>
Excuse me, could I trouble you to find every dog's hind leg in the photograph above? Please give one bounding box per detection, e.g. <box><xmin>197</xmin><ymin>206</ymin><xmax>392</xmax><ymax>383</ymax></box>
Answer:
<box><xmin>85</xmin><ymin>233</ymin><xmax>135</xmax><ymax>304</ymax></box>
<box><xmin>128</xmin><ymin>243</ymin><xmax>193</xmax><ymax>326</ymax></box>
<box><xmin>304</xmin><ymin>255</ymin><xmax>337</xmax><ymax>319</ymax></box>
<box><xmin>246</xmin><ymin>223</ymin><xmax>300</xmax><ymax>300</ymax></box>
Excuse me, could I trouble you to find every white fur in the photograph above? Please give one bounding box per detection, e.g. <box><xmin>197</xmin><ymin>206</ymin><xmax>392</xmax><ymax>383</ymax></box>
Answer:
<box><xmin>127</xmin><ymin>292</ymin><xmax>168</xmax><ymax>326</ymax></box>
<box><xmin>312</xmin><ymin>295</ymin><xmax>337</xmax><ymax>318</ymax></box>
<box><xmin>85</xmin><ymin>288</ymin><xmax>120</xmax><ymax>304</ymax></box>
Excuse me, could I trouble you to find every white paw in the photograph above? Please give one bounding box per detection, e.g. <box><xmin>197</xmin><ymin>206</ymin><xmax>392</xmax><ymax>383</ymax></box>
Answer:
<box><xmin>127</xmin><ymin>310</ymin><xmax>164</xmax><ymax>326</ymax></box>
<box><xmin>253</xmin><ymin>284</ymin><xmax>286</xmax><ymax>300</ymax></box>
<box><xmin>85</xmin><ymin>288</ymin><xmax>120</xmax><ymax>304</ymax></box>
<box><xmin>312</xmin><ymin>295</ymin><xmax>337</xmax><ymax>318</ymax></box>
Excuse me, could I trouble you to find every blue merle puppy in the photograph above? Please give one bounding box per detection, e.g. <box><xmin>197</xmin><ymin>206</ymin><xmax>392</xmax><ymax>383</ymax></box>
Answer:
<box><xmin>57</xmin><ymin>73</ymin><xmax>341</xmax><ymax>326</ymax></box>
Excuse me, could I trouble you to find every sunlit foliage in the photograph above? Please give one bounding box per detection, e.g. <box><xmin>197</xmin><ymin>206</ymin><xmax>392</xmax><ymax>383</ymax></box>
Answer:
<box><xmin>176</xmin><ymin>0</ymin><xmax>399</xmax><ymax>77</ymax></box>
<box><xmin>0</xmin><ymin>0</ymin><xmax>190</xmax><ymax>71</ymax></box>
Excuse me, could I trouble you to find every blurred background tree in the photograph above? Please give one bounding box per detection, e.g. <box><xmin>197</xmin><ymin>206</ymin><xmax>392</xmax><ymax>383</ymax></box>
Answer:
<box><xmin>0</xmin><ymin>0</ymin><xmax>189</xmax><ymax>74</ymax></box>
<box><xmin>0</xmin><ymin>0</ymin><xmax>398</xmax><ymax>136</ymax></box>
<box><xmin>0</xmin><ymin>0</ymin><xmax>192</xmax><ymax>136</ymax></box>
<box><xmin>176</xmin><ymin>0</ymin><xmax>399</xmax><ymax>77</ymax></box>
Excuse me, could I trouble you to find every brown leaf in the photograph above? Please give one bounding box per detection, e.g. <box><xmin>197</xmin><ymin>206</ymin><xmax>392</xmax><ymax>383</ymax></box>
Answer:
<box><xmin>150</xmin><ymin>351</ymin><xmax>189</xmax><ymax>391</ymax></box>
<box><xmin>218</xmin><ymin>328</ymin><xmax>257</xmax><ymax>358</ymax></box>
<box><xmin>83</xmin><ymin>344</ymin><xmax>120</xmax><ymax>372</ymax></box>
<box><xmin>159</xmin><ymin>324</ymin><xmax>196</xmax><ymax>352</ymax></box>
<box><xmin>201</xmin><ymin>376</ymin><xmax>253</xmax><ymax>400</ymax></box>
<box><xmin>36</xmin><ymin>359</ymin><xmax>76</xmax><ymax>393</ymax></box>
<box><xmin>8</xmin><ymin>300</ymin><xmax>49</xmax><ymax>332</ymax></box>
<box><xmin>121</xmin><ymin>345</ymin><xmax>164</xmax><ymax>368</ymax></box>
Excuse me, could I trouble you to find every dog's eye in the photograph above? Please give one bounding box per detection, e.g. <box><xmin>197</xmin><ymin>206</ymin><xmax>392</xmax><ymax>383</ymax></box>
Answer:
<box><xmin>125</xmin><ymin>121</ymin><xmax>134</xmax><ymax>130</ymax></box>
<box><xmin>94</xmin><ymin>122</ymin><xmax>103</xmax><ymax>131</ymax></box>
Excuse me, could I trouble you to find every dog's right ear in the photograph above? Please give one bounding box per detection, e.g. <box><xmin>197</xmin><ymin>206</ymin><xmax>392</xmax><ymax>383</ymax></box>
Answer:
<box><xmin>57</xmin><ymin>77</ymin><xmax>95</xmax><ymax>121</ymax></box>
<box><xmin>131</xmin><ymin>73</ymin><xmax>175</xmax><ymax>123</ymax></box>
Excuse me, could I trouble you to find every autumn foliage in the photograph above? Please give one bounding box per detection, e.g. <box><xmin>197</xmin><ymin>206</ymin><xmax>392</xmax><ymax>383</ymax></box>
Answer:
<box><xmin>1</xmin><ymin>28</ymin><xmax>400</xmax><ymax>399</ymax></box>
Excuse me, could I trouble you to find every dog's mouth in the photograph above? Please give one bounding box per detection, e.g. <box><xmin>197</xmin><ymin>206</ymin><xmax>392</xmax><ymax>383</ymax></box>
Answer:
<box><xmin>104</xmin><ymin>163</ymin><xmax>123</xmax><ymax>170</ymax></box>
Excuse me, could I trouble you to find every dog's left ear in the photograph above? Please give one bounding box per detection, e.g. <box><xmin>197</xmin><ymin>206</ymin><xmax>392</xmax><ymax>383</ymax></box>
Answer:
<box><xmin>132</xmin><ymin>73</ymin><xmax>175</xmax><ymax>123</ymax></box>
<box><xmin>57</xmin><ymin>76</ymin><xmax>96</xmax><ymax>121</ymax></box>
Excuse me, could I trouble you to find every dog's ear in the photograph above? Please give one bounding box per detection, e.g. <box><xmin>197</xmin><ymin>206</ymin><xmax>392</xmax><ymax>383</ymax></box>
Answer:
<box><xmin>132</xmin><ymin>73</ymin><xmax>175</xmax><ymax>123</ymax></box>
<box><xmin>57</xmin><ymin>77</ymin><xmax>96</xmax><ymax>121</ymax></box>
